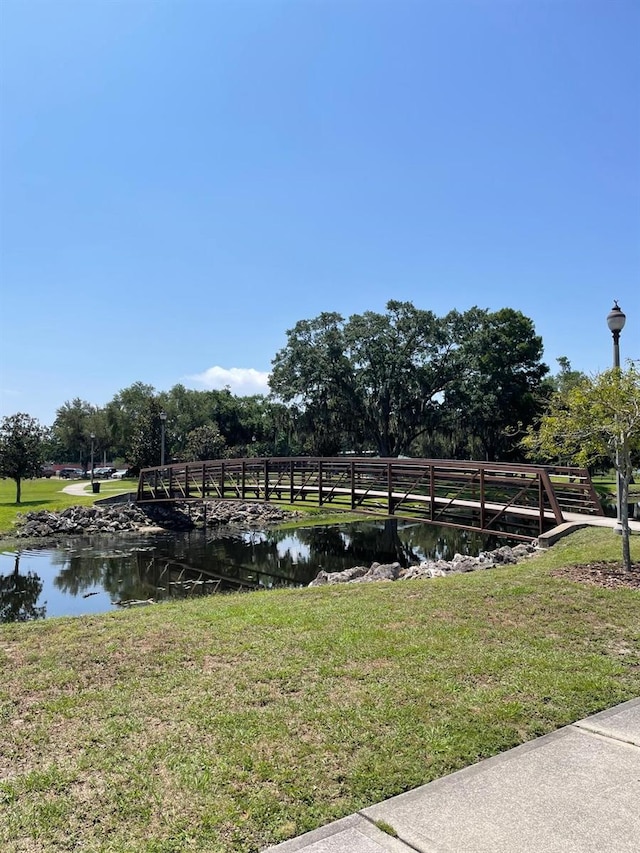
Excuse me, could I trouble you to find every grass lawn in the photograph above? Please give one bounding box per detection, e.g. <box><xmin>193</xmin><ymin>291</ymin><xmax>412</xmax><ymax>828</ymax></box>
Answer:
<box><xmin>0</xmin><ymin>478</ymin><xmax>138</xmax><ymax>535</ymax></box>
<box><xmin>1</xmin><ymin>527</ymin><xmax>639</xmax><ymax>852</ymax></box>
<box><xmin>592</xmin><ymin>471</ymin><xmax>640</xmax><ymax>499</ymax></box>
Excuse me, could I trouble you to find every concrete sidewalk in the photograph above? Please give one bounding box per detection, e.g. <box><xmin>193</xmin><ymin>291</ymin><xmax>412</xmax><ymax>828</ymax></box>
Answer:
<box><xmin>263</xmin><ymin>697</ymin><xmax>640</xmax><ymax>853</ymax></box>
<box><xmin>61</xmin><ymin>481</ymin><xmax>93</xmax><ymax>496</ymax></box>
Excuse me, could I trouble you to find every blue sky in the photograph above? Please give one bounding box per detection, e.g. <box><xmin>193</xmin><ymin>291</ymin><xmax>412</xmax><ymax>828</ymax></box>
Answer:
<box><xmin>1</xmin><ymin>0</ymin><xmax>638</xmax><ymax>427</ymax></box>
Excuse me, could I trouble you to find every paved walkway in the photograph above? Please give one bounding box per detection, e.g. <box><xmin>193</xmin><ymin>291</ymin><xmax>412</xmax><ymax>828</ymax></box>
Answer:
<box><xmin>263</xmin><ymin>697</ymin><xmax>640</xmax><ymax>852</ymax></box>
<box><xmin>61</xmin><ymin>481</ymin><xmax>93</xmax><ymax>496</ymax></box>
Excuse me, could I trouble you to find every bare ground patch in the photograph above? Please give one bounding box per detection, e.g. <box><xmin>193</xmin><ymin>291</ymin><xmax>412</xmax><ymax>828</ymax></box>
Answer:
<box><xmin>551</xmin><ymin>561</ymin><xmax>640</xmax><ymax>590</ymax></box>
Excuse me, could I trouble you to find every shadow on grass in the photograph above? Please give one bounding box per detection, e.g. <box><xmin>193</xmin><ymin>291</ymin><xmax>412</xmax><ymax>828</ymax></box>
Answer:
<box><xmin>0</xmin><ymin>500</ymin><xmax>56</xmax><ymax>510</ymax></box>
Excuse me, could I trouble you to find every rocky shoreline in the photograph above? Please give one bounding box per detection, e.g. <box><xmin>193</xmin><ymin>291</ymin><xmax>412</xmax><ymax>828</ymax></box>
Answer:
<box><xmin>11</xmin><ymin>501</ymin><xmax>538</xmax><ymax>588</ymax></box>
<box><xmin>13</xmin><ymin>500</ymin><xmax>301</xmax><ymax>539</ymax></box>
<box><xmin>309</xmin><ymin>542</ymin><xmax>538</xmax><ymax>586</ymax></box>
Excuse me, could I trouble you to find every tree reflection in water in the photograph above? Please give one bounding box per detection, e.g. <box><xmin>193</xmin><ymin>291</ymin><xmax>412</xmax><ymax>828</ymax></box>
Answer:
<box><xmin>0</xmin><ymin>554</ymin><xmax>46</xmax><ymax>623</ymax></box>
<box><xmin>288</xmin><ymin>519</ymin><xmax>499</xmax><ymax>571</ymax></box>
<box><xmin>7</xmin><ymin>520</ymin><xmax>521</xmax><ymax>619</ymax></box>
<box><xmin>52</xmin><ymin>542</ymin><xmax>165</xmax><ymax>604</ymax></box>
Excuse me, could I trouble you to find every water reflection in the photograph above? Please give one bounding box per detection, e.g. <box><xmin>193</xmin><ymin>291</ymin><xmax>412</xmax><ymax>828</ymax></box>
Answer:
<box><xmin>0</xmin><ymin>519</ymin><xmax>517</xmax><ymax>621</ymax></box>
<box><xmin>0</xmin><ymin>554</ymin><xmax>47</xmax><ymax>622</ymax></box>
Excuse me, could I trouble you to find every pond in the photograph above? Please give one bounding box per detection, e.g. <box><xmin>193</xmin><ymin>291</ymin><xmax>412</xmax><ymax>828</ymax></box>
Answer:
<box><xmin>0</xmin><ymin>520</ymin><xmax>520</xmax><ymax>622</ymax></box>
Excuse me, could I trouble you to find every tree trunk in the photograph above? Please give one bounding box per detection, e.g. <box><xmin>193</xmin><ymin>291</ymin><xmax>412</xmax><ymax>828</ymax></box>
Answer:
<box><xmin>621</xmin><ymin>473</ymin><xmax>632</xmax><ymax>571</ymax></box>
<box><xmin>15</xmin><ymin>477</ymin><xmax>21</xmax><ymax>504</ymax></box>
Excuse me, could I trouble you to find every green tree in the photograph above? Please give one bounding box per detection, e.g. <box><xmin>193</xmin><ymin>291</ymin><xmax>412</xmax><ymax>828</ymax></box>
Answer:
<box><xmin>270</xmin><ymin>303</ymin><xmax>461</xmax><ymax>456</ymax></box>
<box><xmin>183</xmin><ymin>424</ymin><xmax>227</xmax><ymax>461</ymax></box>
<box><xmin>444</xmin><ymin>308</ymin><xmax>549</xmax><ymax>461</ymax></box>
<box><xmin>345</xmin><ymin>302</ymin><xmax>460</xmax><ymax>456</ymax></box>
<box><xmin>270</xmin><ymin>311</ymin><xmax>355</xmax><ymax>455</ymax></box>
<box><xmin>160</xmin><ymin>384</ymin><xmax>206</xmax><ymax>458</ymax></box>
<box><xmin>128</xmin><ymin>398</ymin><xmax>166</xmax><ymax>471</ymax></box>
<box><xmin>270</xmin><ymin>301</ymin><xmax>548</xmax><ymax>459</ymax></box>
<box><xmin>0</xmin><ymin>413</ymin><xmax>48</xmax><ymax>503</ymax></box>
<box><xmin>52</xmin><ymin>398</ymin><xmax>102</xmax><ymax>469</ymax></box>
<box><xmin>523</xmin><ymin>364</ymin><xmax>640</xmax><ymax>570</ymax></box>
<box><xmin>158</xmin><ymin>385</ymin><xmax>272</xmax><ymax>458</ymax></box>
<box><xmin>551</xmin><ymin>357</ymin><xmax>587</xmax><ymax>395</ymax></box>
<box><xmin>105</xmin><ymin>382</ymin><xmax>156</xmax><ymax>461</ymax></box>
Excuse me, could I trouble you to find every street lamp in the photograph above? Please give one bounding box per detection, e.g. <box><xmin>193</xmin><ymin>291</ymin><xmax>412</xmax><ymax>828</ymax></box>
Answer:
<box><xmin>90</xmin><ymin>433</ymin><xmax>95</xmax><ymax>487</ymax></box>
<box><xmin>606</xmin><ymin>301</ymin><xmax>626</xmax><ymax>533</ymax></box>
<box><xmin>159</xmin><ymin>411</ymin><xmax>167</xmax><ymax>467</ymax></box>
<box><xmin>607</xmin><ymin>301</ymin><xmax>626</xmax><ymax>368</ymax></box>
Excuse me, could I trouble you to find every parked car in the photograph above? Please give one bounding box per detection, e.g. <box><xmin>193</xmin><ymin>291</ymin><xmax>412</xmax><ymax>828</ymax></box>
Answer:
<box><xmin>59</xmin><ymin>468</ymin><xmax>83</xmax><ymax>479</ymax></box>
<box><xmin>91</xmin><ymin>467</ymin><xmax>116</xmax><ymax>479</ymax></box>
<box><xmin>110</xmin><ymin>469</ymin><xmax>130</xmax><ymax>479</ymax></box>
<box><xmin>40</xmin><ymin>467</ymin><xmax>55</xmax><ymax>478</ymax></box>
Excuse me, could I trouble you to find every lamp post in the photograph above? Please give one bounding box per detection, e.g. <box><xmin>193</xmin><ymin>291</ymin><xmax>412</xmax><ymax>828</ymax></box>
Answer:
<box><xmin>606</xmin><ymin>301</ymin><xmax>626</xmax><ymax>533</ymax></box>
<box><xmin>90</xmin><ymin>433</ymin><xmax>95</xmax><ymax>487</ymax></box>
<box><xmin>159</xmin><ymin>411</ymin><xmax>167</xmax><ymax>467</ymax></box>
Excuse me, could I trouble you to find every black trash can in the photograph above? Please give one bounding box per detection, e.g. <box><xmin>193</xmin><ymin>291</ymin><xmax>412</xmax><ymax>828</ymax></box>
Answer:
<box><xmin>92</xmin><ymin>482</ymin><xmax>101</xmax><ymax>494</ymax></box>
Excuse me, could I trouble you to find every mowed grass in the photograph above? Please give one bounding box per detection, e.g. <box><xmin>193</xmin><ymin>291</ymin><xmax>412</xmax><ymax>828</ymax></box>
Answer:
<box><xmin>0</xmin><ymin>478</ymin><xmax>137</xmax><ymax>534</ymax></box>
<box><xmin>1</xmin><ymin>527</ymin><xmax>639</xmax><ymax>852</ymax></box>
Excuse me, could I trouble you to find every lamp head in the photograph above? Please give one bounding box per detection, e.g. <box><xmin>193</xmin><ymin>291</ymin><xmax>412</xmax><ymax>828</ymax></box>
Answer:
<box><xmin>607</xmin><ymin>301</ymin><xmax>626</xmax><ymax>333</ymax></box>
<box><xmin>159</xmin><ymin>411</ymin><xmax>167</xmax><ymax>422</ymax></box>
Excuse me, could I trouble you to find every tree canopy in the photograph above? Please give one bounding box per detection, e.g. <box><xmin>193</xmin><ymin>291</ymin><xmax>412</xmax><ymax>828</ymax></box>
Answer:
<box><xmin>523</xmin><ymin>364</ymin><xmax>640</xmax><ymax>570</ymax></box>
<box><xmin>270</xmin><ymin>301</ymin><xmax>549</xmax><ymax>459</ymax></box>
<box><xmin>15</xmin><ymin>301</ymin><xmax>552</xmax><ymax>469</ymax></box>
<box><xmin>52</xmin><ymin>398</ymin><xmax>103</xmax><ymax>470</ymax></box>
<box><xmin>443</xmin><ymin>308</ymin><xmax>549</xmax><ymax>460</ymax></box>
<box><xmin>0</xmin><ymin>413</ymin><xmax>48</xmax><ymax>503</ymax></box>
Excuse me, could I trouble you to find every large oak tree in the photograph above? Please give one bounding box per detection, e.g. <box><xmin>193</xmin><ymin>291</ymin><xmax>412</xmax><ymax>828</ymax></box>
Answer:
<box><xmin>270</xmin><ymin>301</ymin><xmax>548</xmax><ymax>459</ymax></box>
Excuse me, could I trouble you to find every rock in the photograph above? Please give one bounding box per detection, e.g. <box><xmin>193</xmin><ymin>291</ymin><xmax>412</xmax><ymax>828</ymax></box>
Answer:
<box><xmin>492</xmin><ymin>546</ymin><xmax>518</xmax><ymax>564</ymax></box>
<box><xmin>324</xmin><ymin>566</ymin><xmax>369</xmax><ymax>584</ymax></box>
<box><xmin>512</xmin><ymin>543</ymin><xmax>536</xmax><ymax>558</ymax></box>
<box><xmin>13</xmin><ymin>499</ymin><xmax>301</xmax><ymax>540</ymax></box>
<box><xmin>310</xmin><ymin>540</ymin><xmax>538</xmax><ymax>587</ymax></box>
<box><xmin>309</xmin><ymin>570</ymin><xmax>330</xmax><ymax>587</ymax></box>
<box><xmin>360</xmin><ymin>562</ymin><xmax>402</xmax><ymax>582</ymax></box>
<box><xmin>450</xmin><ymin>557</ymin><xmax>480</xmax><ymax>573</ymax></box>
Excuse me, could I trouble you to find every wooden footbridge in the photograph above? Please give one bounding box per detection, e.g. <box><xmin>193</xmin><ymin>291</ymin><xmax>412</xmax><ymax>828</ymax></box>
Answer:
<box><xmin>137</xmin><ymin>457</ymin><xmax>603</xmax><ymax>541</ymax></box>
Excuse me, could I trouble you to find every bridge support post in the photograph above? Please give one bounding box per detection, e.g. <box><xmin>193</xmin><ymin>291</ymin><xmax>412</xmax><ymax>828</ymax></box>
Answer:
<box><xmin>318</xmin><ymin>460</ymin><xmax>323</xmax><ymax>506</ymax></box>
<box><xmin>290</xmin><ymin>460</ymin><xmax>294</xmax><ymax>504</ymax></box>
<box><xmin>387</xmin><ymin>462</ymin><xmax>393</xmax><ymax>515</ymax></box>
<box><xmin>351</xmin><ymin>461</ymin><xmax>355</xmax><ymax>509</ymax></box>
<box><xmin>429</xmin><ymin>466</ymin><xmax>435</xmax><ymax>521</ymax></box>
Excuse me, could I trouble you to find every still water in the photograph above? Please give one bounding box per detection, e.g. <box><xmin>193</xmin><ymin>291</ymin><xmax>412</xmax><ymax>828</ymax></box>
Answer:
<box><xmin>0</xmin><ymin>520</ymin><xmax>517</xmax><ymax>622</ymax></box>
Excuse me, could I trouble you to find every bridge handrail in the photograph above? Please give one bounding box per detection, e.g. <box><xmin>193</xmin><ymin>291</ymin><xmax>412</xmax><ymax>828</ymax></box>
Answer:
<box><xmin>136</xmin><ymin>456</ymin><xmax>603</xmax><ymax>540</ymax></box>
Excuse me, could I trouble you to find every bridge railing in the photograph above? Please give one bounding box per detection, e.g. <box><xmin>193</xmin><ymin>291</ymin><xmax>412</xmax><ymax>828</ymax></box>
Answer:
<box><xmin>137</xmin><ymin>457</ymin><xmax>603</xmax><ymax>539</ymax></box>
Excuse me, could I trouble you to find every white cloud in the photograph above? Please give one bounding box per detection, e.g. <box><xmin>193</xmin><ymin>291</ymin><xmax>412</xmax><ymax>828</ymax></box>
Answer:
<box><xmin>185</xmin><ymin>366</ymin><xmax>271</xmax><ymax>396</ymax></box>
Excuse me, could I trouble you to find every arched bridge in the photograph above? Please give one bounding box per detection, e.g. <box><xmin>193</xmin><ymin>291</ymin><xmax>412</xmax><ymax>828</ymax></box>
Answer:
<box><xmin>137</xmin><ymin>457</ymin><xmax>603</xmax><ymax>541</ymax></box>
